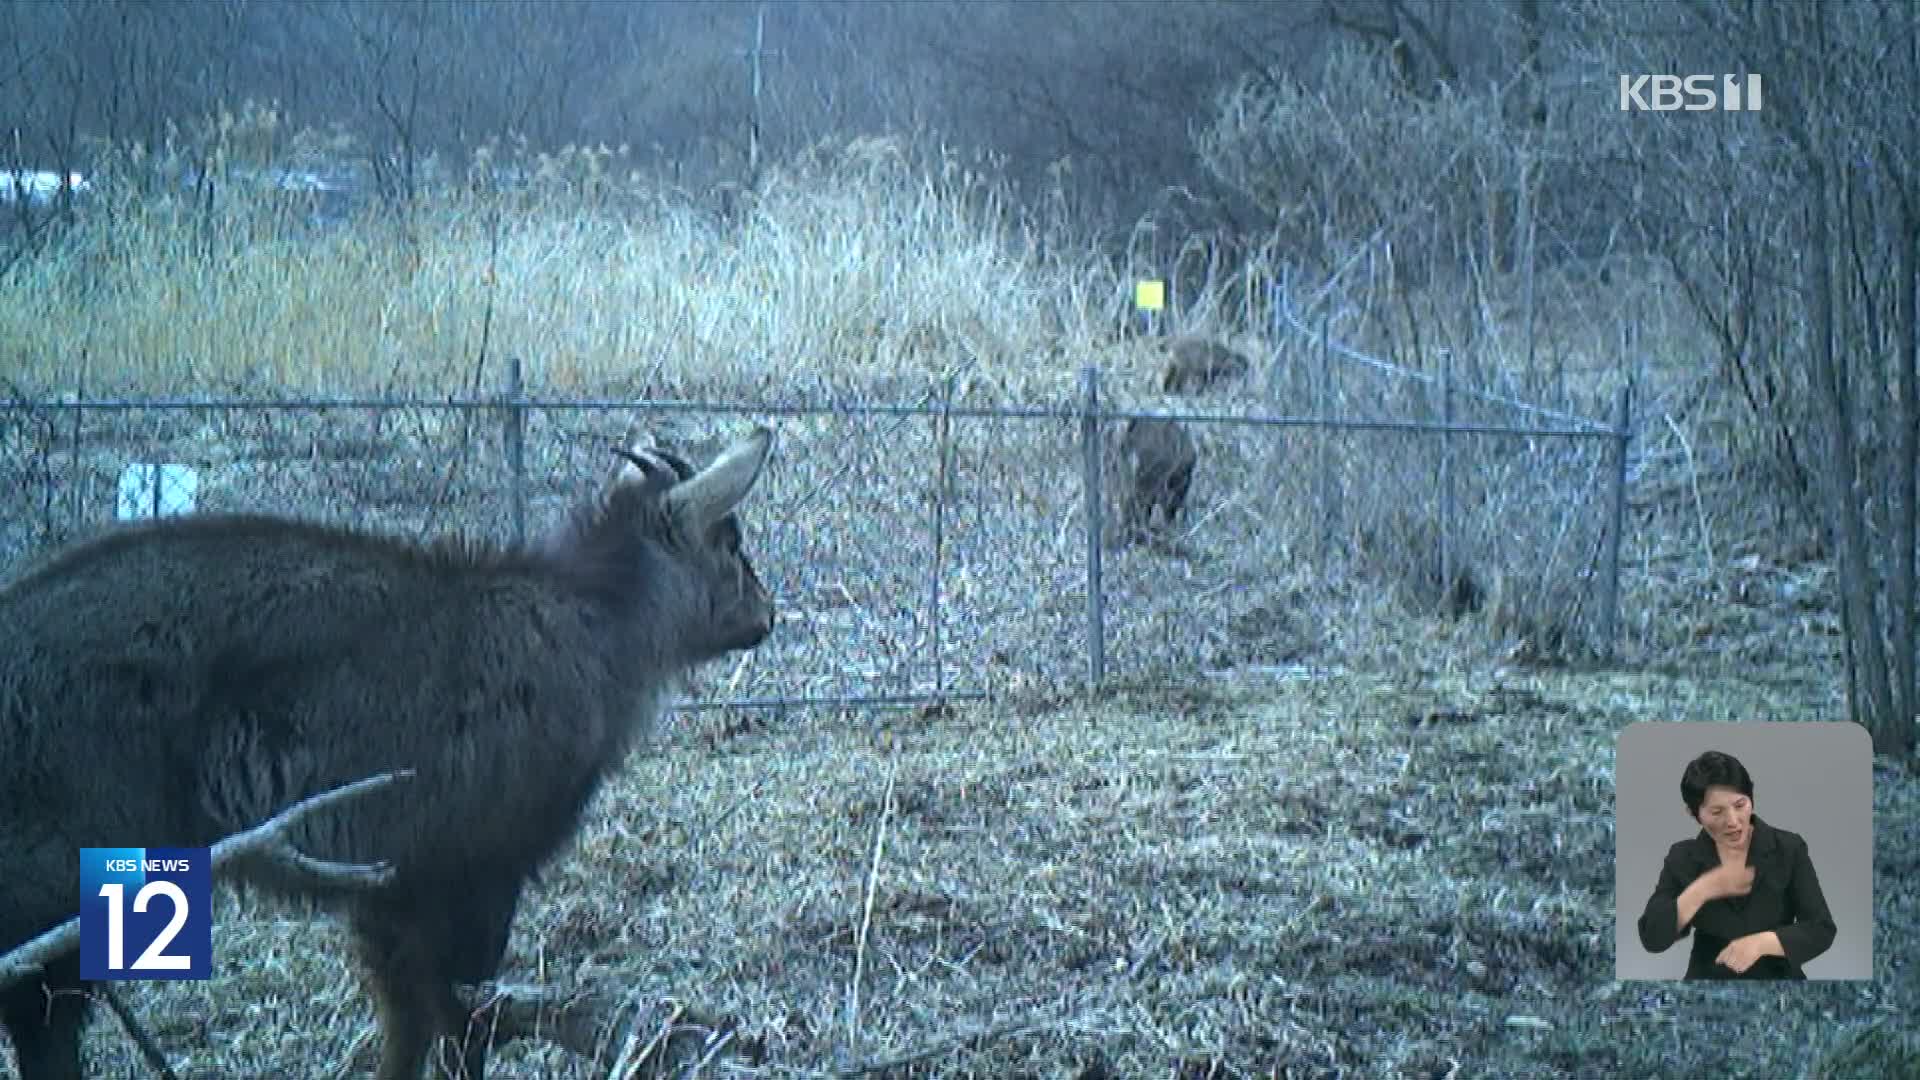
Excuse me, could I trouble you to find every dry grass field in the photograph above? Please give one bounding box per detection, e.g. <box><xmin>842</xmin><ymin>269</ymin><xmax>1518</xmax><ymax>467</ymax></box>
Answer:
<box><xmin>71</xmin><ymin>659</ymin><xmax>1919</xmax><ymax>1078</ymax></box>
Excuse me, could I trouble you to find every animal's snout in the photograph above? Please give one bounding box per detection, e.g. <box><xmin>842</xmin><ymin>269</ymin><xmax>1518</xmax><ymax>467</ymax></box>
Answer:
<box><xmin>721</xmin><ymin>584</ymin><xmax>775</xmax><ymax>652</ymax></box>
<box><xmin>721</xmin><ymin>606</ymin><xmax>774</xmax><ymax>654</ymax></box>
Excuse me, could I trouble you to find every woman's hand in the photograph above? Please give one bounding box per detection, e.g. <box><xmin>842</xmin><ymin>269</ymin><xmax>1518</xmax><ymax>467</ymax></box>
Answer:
<box><xmin>1700</xmin><ymin>861</ymin><xmax>1755</xmax><ymax>900</ymax></box>
<box><xmin>1716</xmin><ymin>932</ymin><xmax>1780</xmax><ymax>973</ymax></box>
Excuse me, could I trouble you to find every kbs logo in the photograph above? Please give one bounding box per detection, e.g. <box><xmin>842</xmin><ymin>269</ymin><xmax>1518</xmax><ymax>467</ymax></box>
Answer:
<box><xmin>79</xmin><ymin>847</ymin><xmax>212</xmax><ymax>981</ymax></box>
<box><xmin>1619</xmin><ymin>74</ymin><xmax>1763</xmax><ymax>112</ymax></box>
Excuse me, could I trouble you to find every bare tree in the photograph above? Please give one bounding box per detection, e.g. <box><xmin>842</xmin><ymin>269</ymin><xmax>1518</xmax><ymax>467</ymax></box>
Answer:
<box><xmin>1572</xmin><ymin>0</ymin><xmax>1918</xmax><ymax>756</ymax></box>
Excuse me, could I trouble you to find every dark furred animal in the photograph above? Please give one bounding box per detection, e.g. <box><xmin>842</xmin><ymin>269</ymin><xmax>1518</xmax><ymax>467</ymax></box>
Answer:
<box><xmin>1118</xmin><ymin>337</ymin><xmax>1246</xmax><ymax>546</ymax></box>
<box><xmin>1120</xmin><ymin>417</ymin><xmax>1198</xmax><ymax>543</ymax></box>
<box><xmin>0</xmin><ymin>427</ymin><xmax>777</xmax><ymax>1080</ymax></box>
<box><xmin>1163</xmin><ymin>338</ymin><xmax>1250</xmax><ymax>394</ymax></box>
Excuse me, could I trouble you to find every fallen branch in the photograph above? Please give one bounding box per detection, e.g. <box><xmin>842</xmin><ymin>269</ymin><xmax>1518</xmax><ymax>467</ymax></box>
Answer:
<box><xmin>0</xmin><ymin>770</ymin><xmax>412</xmax><ymax>988</ymax></box>
<box><xmin>440</xmin><ymin>984</ymin><xmax>737</xmax><ymax>1079</ymax></box>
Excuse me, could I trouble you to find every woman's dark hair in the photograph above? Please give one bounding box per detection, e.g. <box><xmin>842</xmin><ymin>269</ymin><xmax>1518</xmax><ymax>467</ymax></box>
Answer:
<box><xmin>1680</xmin><ymin>750</ymin><xmax>1755</xmax><ymax>818</ymax></box>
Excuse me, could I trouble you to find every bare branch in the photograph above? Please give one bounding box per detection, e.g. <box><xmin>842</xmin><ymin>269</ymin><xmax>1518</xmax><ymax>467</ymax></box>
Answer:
<box><xmin>439</xmin><ymin>984</ymin><xmax>734</xmax><ymax>1077</ymax></box>
<box><xmin>0</xmin><ymin>771</ymin><xmax>411</xmax><ymax>988</ymax></box>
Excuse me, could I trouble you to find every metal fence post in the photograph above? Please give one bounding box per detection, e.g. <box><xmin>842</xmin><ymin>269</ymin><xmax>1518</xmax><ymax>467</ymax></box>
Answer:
<box><xmin>929</xmin><ymin>373</ymin><xmax>956</xmax><ymax>704</ymax></box>
<box><xmin>502</xmin><ymin>356</ymin><xmax>527</xmax><ymax>546</ymax></box>
<box><xmin>1080</xmin><ymin>365</ymin><xmax>1106</xmax><ymax>689</ymax></box>
<box><xmin>69</xmin><ymin>374</ymin><xmax>85</xmax><ymax>538</ymax></box>
<box><xmin>1439</xmin><ymin>348</ymin><xmax>1455</xmax><ymax>610</ymax></box>
<box><xmin>1317</xmin><ymin>303</ymin><xmax>1332</xmax><ymax>564</ymax></box>
<box><xmin>1600</xmin><ymin>381</ymin><xmax>1634</xmax><ymax>660</ymax></box>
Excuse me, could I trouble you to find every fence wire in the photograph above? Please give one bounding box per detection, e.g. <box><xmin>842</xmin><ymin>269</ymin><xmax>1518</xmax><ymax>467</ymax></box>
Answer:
<box><xmin>0</xmin><ymin>362</ymin><xmax>1630</xmax><ymax>716</ymax></box>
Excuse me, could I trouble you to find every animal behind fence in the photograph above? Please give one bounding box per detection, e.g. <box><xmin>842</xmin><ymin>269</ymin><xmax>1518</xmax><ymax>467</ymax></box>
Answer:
<box><xmin>0</xmin><ymin>426</ymin><xmax>778</xmax><ymax>1080</ymax></box>
<box><xmin>1119</xmin><ymin>417</ymin><xmax>1198</xmax><ymax>544</ymax></box>
<box><xmin>1113</xmin><ymin>337</ymin><xmax>1250</xmax><ymax>547</ymax></box>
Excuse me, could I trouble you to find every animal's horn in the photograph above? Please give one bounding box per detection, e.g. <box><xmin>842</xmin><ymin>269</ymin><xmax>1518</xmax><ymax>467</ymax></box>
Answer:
<box><xmin>665</xmin><ymin>426</ymin><xmax>774</xmax><ymax>531</ymax></box>
<box><xmin>610</xmin><ymin>445</ymin><xmax>676</xmax><ymax>486</ymax></box>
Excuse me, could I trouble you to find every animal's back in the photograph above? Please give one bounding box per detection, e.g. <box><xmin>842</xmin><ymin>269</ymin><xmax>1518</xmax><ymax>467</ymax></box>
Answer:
<box><xmin>0</xmin><ymin>513</ymin><xmax>656</xmax><ymax>934</ymax></box>
<box><xmin>1</xmin><ymin>514</ymin><xmax>469</xmax><ymax>774</ymax></box>
<box><xmin>1166</xmin><ymin>338</ymin><xmax>1250</xmax><ymax>392</ymax></box>
<box><xmin>1123</xmin><ymin>418</ymin><xmax>1197</xmax><ymax>488</ymax></box>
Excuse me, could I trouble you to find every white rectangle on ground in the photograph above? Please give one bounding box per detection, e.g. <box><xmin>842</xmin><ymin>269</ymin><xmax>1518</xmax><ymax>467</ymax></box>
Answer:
<box><xmin>117</xmin><ymin>464</ymin><xmax>199</xmax><ymax>520</ymax></box>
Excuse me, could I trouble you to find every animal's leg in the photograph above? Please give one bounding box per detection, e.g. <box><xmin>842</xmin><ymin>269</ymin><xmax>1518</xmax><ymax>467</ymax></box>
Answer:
<box><xmin>1134</xmin><ymin>451</ymin><xmax>1184</xmax><ymax>538</ymax></box>
<box><xmin>352</xmin><ymin>880</ymin><xmax>522</xmax><ymax>1080</ymax></box>
<box><xmin>1164</xmin><ymin>461</ymin><xmax>1195</xmax><ymax>526</ymax></box>
<box><xmin>430</xmin><ymin>879</ymin><xmax>525</xmax><ymax>1079</ymax></box>
<box><xmin>1122</xmin><ymin>487</ymin><xmax>1150</xmax><ymax>545</ymax></box>
<box><xmin>1141</xmin><ymin>467</ymin><xmax>1175</xmax><ymax>533</ymax></box>
<box><xmin>1</xmin><ymin>953</ymin><xmax>91</xmax><ymax>1080</ymax></box>
<box><xmin>355</xmin><ymin>907</ymin><xmax>462</xmax><ymax>1080</ymax></box>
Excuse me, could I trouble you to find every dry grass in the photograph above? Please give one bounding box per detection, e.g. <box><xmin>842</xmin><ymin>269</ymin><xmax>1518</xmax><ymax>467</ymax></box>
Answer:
<box><xmin>58</xmin><ymin>663</ymin><xmax>1916</xmax><ymax>1078</ymax></box>
<box><xmin>1</xmin><ymin>134</ymin><xmax>1133</xmax><ymax>402</ymax></box>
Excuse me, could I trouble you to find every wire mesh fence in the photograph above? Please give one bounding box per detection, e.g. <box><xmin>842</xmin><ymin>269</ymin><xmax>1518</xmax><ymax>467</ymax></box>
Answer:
<box><xmin>0</xmin><ymin>342</ymin><xmax>1632</xmax><ymax>717</ymax></box>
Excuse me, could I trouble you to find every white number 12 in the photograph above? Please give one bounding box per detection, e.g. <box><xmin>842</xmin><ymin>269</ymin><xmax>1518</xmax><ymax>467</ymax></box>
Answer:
<box><xmin>97</xmin><ymin>882</ymin><xmax>193</xmax><ymax>971</ymax></box>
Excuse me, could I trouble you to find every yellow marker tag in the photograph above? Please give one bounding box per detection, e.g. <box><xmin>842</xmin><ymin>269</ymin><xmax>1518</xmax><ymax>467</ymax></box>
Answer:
<box><xmin>1134</xmin><ymin>279</ymin><xmax>1165</xmax><ymax>312</ymax></box>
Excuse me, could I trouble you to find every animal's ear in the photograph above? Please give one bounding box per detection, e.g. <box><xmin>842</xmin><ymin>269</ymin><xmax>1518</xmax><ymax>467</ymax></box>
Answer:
<box><xmin>665</xmin><ymin>426</ymin><xmax>774</xmax><ymax>532</ymax></box>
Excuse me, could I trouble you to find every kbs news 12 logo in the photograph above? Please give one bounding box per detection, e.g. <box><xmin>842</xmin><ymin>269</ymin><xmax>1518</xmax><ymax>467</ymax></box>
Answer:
<box><xmin>1619</xmin><ymin>74</ymin><xmax>1763</xmax><ymax>113</ymax></box>
<box><xmin>79</xmin><ymin>847</ymin><xmax>213</xmax><ymax>981</ymax></box>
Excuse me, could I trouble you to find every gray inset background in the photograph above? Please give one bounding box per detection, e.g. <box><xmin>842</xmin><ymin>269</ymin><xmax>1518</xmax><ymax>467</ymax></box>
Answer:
<box><xmin>1615</xmin><ymin>721</ymin><xmax>1874</xmax><ymax>980</ymax></box>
